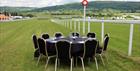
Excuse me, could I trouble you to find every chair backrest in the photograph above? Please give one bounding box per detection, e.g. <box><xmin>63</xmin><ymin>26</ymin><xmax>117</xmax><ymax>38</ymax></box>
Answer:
<box><xmin>75</xmin><ymin>32</ymin><xmax>80</xmax><ymax>37</ymax></box>
<box><xmin>32</xmin><ymin>34</ymin><xmax>38</xmax><ymax>49</ymax></box>
<box><xmin>38</xmin><ymin>38</ymin><xmax>47</xmax><ymax>56</ymax></box>
<box><xmin>71</xmin><ymin>32</ymin><xmax>75</xmax><ymax>37</ymax></box>
<box><xmin>71</xmin><ymin>32</ymin><xmax>80</xmax><ymax>37</ymax></box>
<box><xmin>84</xmin><ymin>39</ymin><xmax>98</xmax><ymax>58</ymax></box>
<box><xmin>55</xmin><ymin>40</ymin><xmax>71</xmax><ymax>59</ymax></box>
<box><xmin>87</xmin><ymin>32</ymin><xmax>96</xmax><ymax>38</ymax></box>
<box><xmin>104</xmin><ymin>33</ymin><xmax>109</xmax><ymax>37</ymax></box>
<box><xmin>42</xmin><ymin>33</ymin><xmax>49</xmax><ymax>39</ymax></box>
<box><xmin>103</xmin><ymin>35</ymin><xmax>109</xmax><ymax>51</ymax></box>
<box><xmin>55</xmin><ymin>32</ymin><xmax>63</xmax><ymax>38</ymax></box>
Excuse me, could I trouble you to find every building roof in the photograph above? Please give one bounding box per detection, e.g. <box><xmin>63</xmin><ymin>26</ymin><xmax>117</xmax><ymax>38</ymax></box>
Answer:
<box><xmin>0</xmin><ymin>14</ymin><xmax>9</xmax><ymax>18</ymax></box>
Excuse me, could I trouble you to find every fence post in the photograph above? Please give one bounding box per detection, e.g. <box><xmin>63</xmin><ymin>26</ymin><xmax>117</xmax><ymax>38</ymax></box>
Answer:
<box><xmin>88</xmin><ymin>17</ymin><xmax>91</xmax><ymax>33</ymax></box>
<box><xmin>64</xmin><ymin>21</ymin><xmax>66</xmax><ymax>27</ymax></box>
<box><xmin>78</xmin><ymin>21</ymin><xmax>80</xmax><ymax>32</ymax></box>
<box><xmin>101</xmin><ymin>17</ymin><xmax>104</xmax><ymax>43</ymax></box>
<box><xmin>74</xmin><ymin>21</ymin><xmax>77</xmax><ymax>32</ymax></box>
<box><xmin>63</xmin><ymin>20</ymin><xmax>64</xmax><ymax>26</ymax></box>
<box><xmin>66</xmin><ymin>20</ymin><xmax>67</xmax><ymax>28</ymax></box>
<box><xmin>69</xmin><ymin>20</ymin><xmax>71</xmax><ymax>29</ymax></box>
<box><xmin>67</xmin><ymin>20</ymin><xmax>69</xmax><ymax>28</ymax></box>
<box><xmin>70</xmin><ymin>20</ymin><xmax>72</xmax><ymax>30</ymax></box>
<box><xmin>128</xmin><ymin>23</ymin><xmax>134</xmax><ymax>56</ymax></box>
<box><xmin>65</xmin><ymin>21</ymin><xmax>67</xmax><ymax>28</ymax></box>
<box><xmin>68</xmin><ymin>20</ymin><xmax>70</xmax><ymax>28</ymax></box>
<box><xmin>83</xmin><ymin>6</ymin><xmax>86</xmax><ymax>35</ymax></box>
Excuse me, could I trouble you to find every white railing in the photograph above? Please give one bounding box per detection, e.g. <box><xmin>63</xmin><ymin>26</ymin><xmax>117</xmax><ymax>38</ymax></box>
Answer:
<box><xmin>51</xmin><ymin>18</ymin><xmax>140</xmax><ymax>56</ymax></box>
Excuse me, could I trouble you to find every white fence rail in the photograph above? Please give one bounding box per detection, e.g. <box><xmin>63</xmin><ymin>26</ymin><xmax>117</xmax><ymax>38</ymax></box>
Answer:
<box><xmin>51</xmin><ymin>18</ymin><xmax>140</xmax><ymax>56</ymax></box>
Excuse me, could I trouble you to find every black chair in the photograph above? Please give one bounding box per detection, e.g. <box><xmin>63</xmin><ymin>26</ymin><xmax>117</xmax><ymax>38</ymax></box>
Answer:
<box><xmin>37</xmin><ymin>38</ymin><xmax>56</xmax><ymax>69</ymax></box>
<box><xmin>32</xmin><ymin>34</ymin><xmax>38</xmax><ymax>49</ymax></box>
<box><xmin>55</xmin><ymin>32</ymin><xmax>63</xmax><ymax>38</ymax></box>
<box><xmin>71</xmin><ymin>32</ymin><xmax>80</xmax><ymax>37</ymax></box>
<box><xmin>104</xmin><ymin>33</ymin><xmax>109</xmax><ymax>37</ymax></box>
<box><xmin>96</xmin><ymin>34</ymin><xmax>110</xmax><ymax>66</ymax></box>
<box><xmin>41</xmin><ymin>33</ymin><xmax>49</xmax><ymax>39</ymax></box>
<box><xmin>97</xmin><ymin>33</ymin><xmax>109</xmax><ymax>52</ymax></box>
<box><xmin>55</xmin><ymin>40</ymin><xmax>73</xmax><ymax>71</ymax></box>
<box><xmin>103</xmin><ymin>35</ymin><xmax>109</xmax><ymax>51</ymax></box>
<box><xmin>87</xmin><ymin>32</ymin><xmax>96</xmax><ymax>38</ymax></box>
<box><xmin>78</xmin><ymin>39</ymin><xmax>99</xmax><ymax>71</ymax></box>
<box><xmin>32</xmin><ymin>34</ymin><xmax>40</xmax><ymax>58</ymax></box>
<box><xmin>36</xmin><ymin>38</ymin><xmax>45</xmax><ymax>66</ymax></box>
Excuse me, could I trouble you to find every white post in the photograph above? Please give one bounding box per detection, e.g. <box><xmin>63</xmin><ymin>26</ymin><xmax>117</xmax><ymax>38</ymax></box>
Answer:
<box><xmin>68</xmin><ymin>20</ymin><xmax>69</xmax><ymax>28</ymax></box>
<box><xmin>101</xmin><ymin>17</ymin><xmax>104</xmax><ymax>43</ymax></box>
<box><xmin>63</xmin><ymin>20</ymin><xmax>64</xmax><ymax>26</ymax></box>
<box><xmin>66</xmin><ymin>21</ymin><xmax>67</xmax><ymax>28</ymax></box>
<box><xmin>74</xmin><ymin>21</ymin><xmax>76</xmax><ymax>32</ymax></box>
<box><xmin>64</xmin><ymin>20</ymin><xmax>66</xmax><ymax>27</ymax></box>
<box><xmin>62</xmin><ymin>20</ymin><xmax>64</xmax><ymax>26</ymax></box>
<box><xmin>68</xmin><ymin>20</ymin><xmax>70</xmax><ymax>29</ymax></box>
<box><xmin>83</xmin><ymin>6</ymin><xmax>86</xmax><ymax>35</ymax></box>
<box><xmin>70</xmin><ymin>20</ymin><xmax>72</xmax><ymax>30</ymax></box>
<box><xmin>64</xmin><ymin>21</ymin><xmax>66</xmax><ymax>27</ymax></box>
<box><xmin>128</xmin><ymin>23</ymin><xmax>134</xmax><ymax>56</ymax></box>
<box><xmin>69</xmin><ymin>20</ymin><xmax>71</xmax><ymax>29</ymax></box>
<box><xmin>78</xmin><ymin>21</ymin><xmax>80</xmax><ymax>32</ymax></box>
<box><xmin>67</xmin><ymin>20</ymin><xmax>69</xmax><ymax>28</ymax></box>
<box><xmin>88</xmin><ymin>17</ymin><xmax>91</xmax><ymax>33</ymax></box>
<box><xmin>66</xmin><ymin>20</ymin><xmax>67</xmax><ymax>28</ymax></box>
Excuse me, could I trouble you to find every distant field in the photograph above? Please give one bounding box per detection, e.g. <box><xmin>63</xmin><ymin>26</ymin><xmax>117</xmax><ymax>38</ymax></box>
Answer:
<box><xmin>0</xmin><ymin>19</ymin><xmax>140</xmax><ymax>71</ymax></box>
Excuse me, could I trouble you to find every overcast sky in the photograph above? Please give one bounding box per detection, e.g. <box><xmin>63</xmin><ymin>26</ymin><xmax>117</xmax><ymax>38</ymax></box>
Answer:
<box><xmin>0</xmin><ymin>0</ymin><xmax>140</xmax><ymax>7</ymax></box>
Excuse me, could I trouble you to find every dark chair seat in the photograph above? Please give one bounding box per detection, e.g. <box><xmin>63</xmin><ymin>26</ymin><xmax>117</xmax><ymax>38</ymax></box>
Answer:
<box><xmin>55</xmin><ymin>32</ymin><xmax>63</xmax><ymax>38</ymax></box>
<box><xmin>42</xmin><ymin>33</ymin><xmax>49</xmax><ymax>39</ymax></box>
<box><xmin>55</xmin><ymin>40</ymin><xmax>73</xmax><ymax>71</ymax></box>
<box><xmin>87</xmin><ymin>32</ymin><xmax>96</xmax><ymax>38</ymax></box>
<box><xmin>47</xmin><ymin>51</ymin><xmax>56</xmax><ymax>56</ymax></box>
<box><xmin>76</xmin><ymin>39</ymin><xmax>99</xmax><ymax>71</ymax></box>
<box><xmin>71</xmin><ymin>32</ymin><xmax>80</xmax><ymax>37</ymax></box>
<box><xmin>37</xmin><ymin>38</ymin><xmax>56</xmax><ymax>68</ymax></box>
<box><xmin>32</xmin><ymin>34</ymin><xmax>39</xmax><ymax>49</ymax></box>
<box><xmin>96</xmin><ymin>34</ymin><xmax>110</xmax><ymax>66</ymax></box>
<box><xmin>96</xmin><ymin>48</ymin><xmax>102</xmax><ymax>54</ymax></box>
<box><xmin>34</xmin><ymin>48</ymin><xmax>39</xmax><ymax>57</ymax></box>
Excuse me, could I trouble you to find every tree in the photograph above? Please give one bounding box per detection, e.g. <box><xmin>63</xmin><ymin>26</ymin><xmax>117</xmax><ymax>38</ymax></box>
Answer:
<box><xmin>26</xmin><ymin>14</ymin><xmax>34</xmax><ymax>17</ymax></box>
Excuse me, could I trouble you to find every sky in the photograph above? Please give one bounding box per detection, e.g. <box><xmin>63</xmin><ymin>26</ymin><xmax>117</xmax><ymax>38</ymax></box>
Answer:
<box><xmin>0</xmin><ymin>0</ymin><xmax>140</xmax><ymax>7</ymax></box>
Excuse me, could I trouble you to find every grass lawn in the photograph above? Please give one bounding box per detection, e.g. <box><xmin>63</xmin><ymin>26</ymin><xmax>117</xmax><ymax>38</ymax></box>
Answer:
<box><xmin>0</xmin><ymin>18</ymin><xmax>140</xmax><ymax>71</ymax></box>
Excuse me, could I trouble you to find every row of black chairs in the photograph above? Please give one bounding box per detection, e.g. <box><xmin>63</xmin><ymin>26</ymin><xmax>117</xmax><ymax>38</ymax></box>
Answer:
<box><xmin>32</xmin><ymin>32</ymin><xmax>96</xmax><ymax>51</ymax></box>
<box><xmin>32</xmin><ymin>33</ymin><xmax>109</xmax><ymax>71</ymax></box>
<box><xmin>32</xmin><ymin>32</ymin><xmax>63</xmax><ymax>49</ymax></box>
<box><xmin>41</xmin><ymin>32</ymin><xmax>96</xmax><ymax>40</ymax></box>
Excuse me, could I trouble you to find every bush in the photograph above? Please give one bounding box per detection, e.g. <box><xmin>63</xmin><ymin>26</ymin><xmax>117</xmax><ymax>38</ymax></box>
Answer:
<box><xmin>26</xmin><ymin>14</ymin><xmax>34</xmax><ymax>17</ymax></box>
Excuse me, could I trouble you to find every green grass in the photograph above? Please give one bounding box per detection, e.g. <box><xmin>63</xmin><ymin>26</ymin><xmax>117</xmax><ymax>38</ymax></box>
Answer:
<box><xmin>0</xmin><ymin>19</ymin><xmax>140</xmax><ymax>71</ymax></box>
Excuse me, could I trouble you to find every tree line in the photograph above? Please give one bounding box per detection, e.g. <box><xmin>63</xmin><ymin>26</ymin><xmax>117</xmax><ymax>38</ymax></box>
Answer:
<box><xmin>0</xmin><ymin>11</ymin><xmax>34</xmax><ymax>17</ymax></box>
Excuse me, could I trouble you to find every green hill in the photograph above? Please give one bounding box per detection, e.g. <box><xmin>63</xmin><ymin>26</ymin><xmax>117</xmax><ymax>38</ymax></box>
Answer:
<box><xmin>32</xmin><ymin>1</ymin><xmax>140</xmax><ymax>13</ymax></box>
<box><xmin>0</xmin><ymin>1</ymin><xmax>139</xmax><ymax>13</ymax></box>
<box><xmin>0</xmin><ymin>6</ymin><xmax>36</xmax><ymax>12</ymax></box>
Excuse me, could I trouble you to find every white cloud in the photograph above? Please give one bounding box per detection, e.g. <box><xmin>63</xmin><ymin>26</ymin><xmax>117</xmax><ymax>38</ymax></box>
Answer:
<box><xmin>0</xmin><ymin>0</ymin><xmax>139</xmax><ymax>7</ymax></box>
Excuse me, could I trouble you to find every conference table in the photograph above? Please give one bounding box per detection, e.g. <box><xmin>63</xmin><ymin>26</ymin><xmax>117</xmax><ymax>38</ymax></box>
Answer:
<box><xmin>45</xmin><ymin>36</ymin><xmax>97</xmax><ymax>56</ymax></box>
